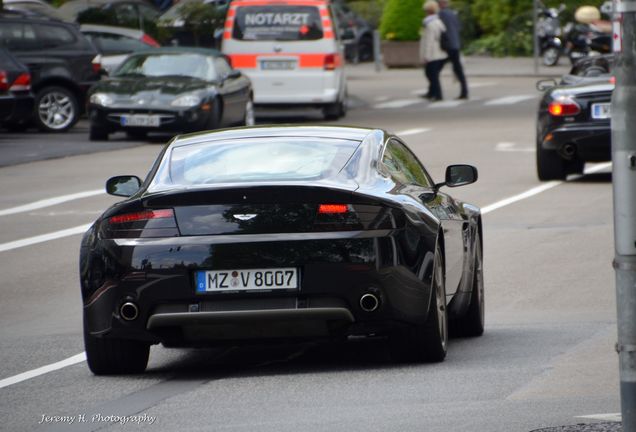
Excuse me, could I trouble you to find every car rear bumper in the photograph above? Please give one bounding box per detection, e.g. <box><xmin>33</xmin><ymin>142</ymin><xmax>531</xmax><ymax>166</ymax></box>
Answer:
<box><xmin>244</xmin><ymin>70</ymin><xmax>343</xmax><ymax>105</ymax></box>
<box><xmin>540</xmin><ymin>122</ymin><xmax>611</xmax><ymax>162</ymax></box>
<box><xmin>0</xmin><ymin>92</ymin><xmax>34</xmax><ymax>124</ymax></box>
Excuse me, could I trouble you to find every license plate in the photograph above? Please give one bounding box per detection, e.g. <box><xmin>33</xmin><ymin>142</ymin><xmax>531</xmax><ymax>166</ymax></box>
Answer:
<box><xmin>120</xmin><ymin>114</ymin><xmax>161</xmax><ymax>127</ymax></box>
<box><xmin>195</xmin><ymin>268</ymin><xmax>299</xmax><ymax>293</ymax></box>
<box><xmin>591</xmin><ymin>103</ymin><xmax>611</xmax><ymax>119</ymax></box>
<box><xmin>261</xmin><ymin>60</ymin><xmax>296</xmax><ymax>70</ymax></box>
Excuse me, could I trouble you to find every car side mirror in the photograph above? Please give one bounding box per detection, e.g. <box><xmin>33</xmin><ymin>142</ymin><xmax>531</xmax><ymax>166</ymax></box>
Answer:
<box><xmin>227</xmin><ymin>70</ymin><xmax>241</xmax><ymax>79</ymax></box>
<box><xmin>106</xmin><ymin>175</ymin><xmax>142</xmax><ymax>197</ymax></box>
<box><xmin>445</xmin><ymin>165</ymin><xmax>478</xmax><ymax>188</ymax></box>
<box><xmin>536</xmin><ymin>78</ymin><xmax>558</xmax><ymax>91</ymax></box>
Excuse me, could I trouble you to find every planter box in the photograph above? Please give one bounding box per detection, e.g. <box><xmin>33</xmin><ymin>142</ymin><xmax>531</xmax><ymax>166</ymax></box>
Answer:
<box><xmin>381</xmin><ymin>40</ymin><xmax>422</xmax><ymax>68</ymax></box>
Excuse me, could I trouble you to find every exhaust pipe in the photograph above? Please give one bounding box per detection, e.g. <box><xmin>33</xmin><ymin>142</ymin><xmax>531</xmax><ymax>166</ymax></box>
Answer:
<box><xmin>562</xmin><ymin>143</ymin><xmax>576</xmax><ymax>158</ymax></box>
<box><xmin>359</xmin><ymin>293</ymin><xmax>380</xmax><ymax>312</ymax></box>
<box><xmin>120</xmin><ymin>302</ymin><xmax>139</xmax><ymax>321</ymax></box>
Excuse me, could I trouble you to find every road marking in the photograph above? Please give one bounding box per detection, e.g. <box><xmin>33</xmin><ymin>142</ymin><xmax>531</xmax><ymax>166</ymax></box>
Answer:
<box><xmin>397</xmin><ymin>128</ymin><xmax>432</xmax><ymax>136</ymax></box>
<box><xmin>576</xmin><ymin>413</ymin><xmax>622</xmax><ymax>422</ymax></box>
<box><xmin>485</xmin><ymin>94</ymin><xmax>537</xmax><ymax>106</ymax></box>
<box><xmin>374</xmin><ymin>96</ymin><xmax>390</xmax><ymax>102</ymax></box>
<box><xmin>373</xmin><ymin>98</ymin><xmax>422</xmax><ymax>109</ymax></box>
<box><xmin>481</xmin><ymin>162</ymin><xmax>612</xmax><ymax>215</ymax></box>
<box><xmin>0</xmin><ymin>353</ymin><xmax>86</xmax><ymax>390</ymax></box>
<box><xmin>429</xmin><ymin>100</ymin><xmax>466</xmax><ymax>109</ymax></box>
<box><xmin>0</xmin><ymin>189</ymin><xmax>104</xmax><ymax>217</ymax></box>
<box><xmin>0</xmin><ymin>223</ymin><xmax>92</xmax><ymax>253</ymax></box>
<box><xmin>468</xmin><ymin>82</ymin><xmax>497</xmax><ymax>88</ymax></box>
<box><xmin>495</xmin><ymin>142</ymin><xmax>535</xmax><ymax>153</ymax></box>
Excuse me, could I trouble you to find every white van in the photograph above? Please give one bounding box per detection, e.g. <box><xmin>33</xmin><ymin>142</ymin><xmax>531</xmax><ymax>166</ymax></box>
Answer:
<box><xmin>221</xmin><ymin>0</ymin><xmax>347</xmax><ymax>119</ymax></box>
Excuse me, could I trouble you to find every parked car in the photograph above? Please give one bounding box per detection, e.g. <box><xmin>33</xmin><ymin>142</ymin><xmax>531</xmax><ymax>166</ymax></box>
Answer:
<box><xmin>87</xmin><ymin>48</ymin><xmax>253</xmax><ymax>140</ymax></box>
<box><xmin>0</xmin><ymin>10</ymin><xmax>102</xmax><ymax>131</ymax></box>
<box><xmin>81</xmin><ymin>24</ymin><xmax>160</xmax><ymax>74</ymax></box>
<box><xmin>0</xmin><ymin>48</ymin><xmax>34</xmax><ymax>126</ymax></box>
<box><xmin>80</xmin><ymin>125</ymin><xmax>484</xmax><ymax>374</ymax></box>
<box><xmin>536</xmin><ymin>74</ymin><xmax>613</xmax><ymax>180</ymax></box>
<box><xmin>2</xmin><ymin>0</ymin><xmax>70</xmax><ymax>21</ymax></box>
<box><xmin>157</xmin><ymin>0</ymin><xmax>229</xmax><ymax>48</ymax></box>
<box><xmin>222</xmin><ymin>0</ymin><xmax>347</xmax><ymax>120</ymax></box>
<box><xmin>58</xmin><ymin>0</ymin><xmax>160</xmax><ymax>37</ymax></box>
<box><xmin>332</xmin><ymin>0</ymin><xmax>374</xmax><ymax>63</ymax></box>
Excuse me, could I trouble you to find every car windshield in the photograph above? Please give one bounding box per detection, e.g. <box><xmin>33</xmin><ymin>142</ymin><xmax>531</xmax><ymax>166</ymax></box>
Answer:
<box><xmin>113</xmin><ymin>53</ymin><xmax>216</xmax><ymax>80</ymax></box>
<box><xmin>232</xmin><ymin>5</ymin><xmax>324</xmax><ymax>41</ymax></box>
<box><xmin>148</xmin><ymin>138</ymin><xmax>359</xmax><ymax>190</ymax></box>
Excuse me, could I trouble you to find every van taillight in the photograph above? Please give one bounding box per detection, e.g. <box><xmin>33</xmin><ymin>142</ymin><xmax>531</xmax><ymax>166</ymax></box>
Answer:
<box><xmin>10</xmin><ymin>73</ymin><xmax>31</xmax><ymax>91</ymax></box>
<box><xmin>324</xmin><ymin>53</ymin><xmax>341</xmax><ymax>70</ymax></box>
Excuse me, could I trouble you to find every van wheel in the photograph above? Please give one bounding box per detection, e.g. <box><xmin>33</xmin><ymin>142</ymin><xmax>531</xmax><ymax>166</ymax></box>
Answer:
<box><xmin>323</xmin><ymin>97</ymin><xmax>347</xmax><ymax>120</ymax></box>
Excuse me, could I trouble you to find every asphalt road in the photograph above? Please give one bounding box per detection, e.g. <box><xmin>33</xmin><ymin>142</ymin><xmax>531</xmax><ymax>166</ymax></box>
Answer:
<box><xmin>0</xmin><ymin>67</ymin><xmax>619</xmax><ymax>432</ymax></box>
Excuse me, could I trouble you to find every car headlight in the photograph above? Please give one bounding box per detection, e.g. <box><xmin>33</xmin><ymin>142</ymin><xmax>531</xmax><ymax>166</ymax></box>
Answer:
<box><xmin>90</xmin><ymin>93</ymin><xmax>114</xmax><ymax>107</ymax></box>
<box><xmin>171</xmin><ymin>94</ymin><xmax>202</xmax><ymax>107</ymax></box>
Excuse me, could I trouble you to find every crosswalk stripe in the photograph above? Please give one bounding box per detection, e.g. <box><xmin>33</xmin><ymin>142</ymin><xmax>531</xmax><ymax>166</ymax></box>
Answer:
<box><xmin>373</xmin><ymin>99</ymin><xmax>422</xmax><ymax>109</ymax></box>
<box><xmin>485</xmin><ymin>94</ymin><xmax>537</xmax><ymax>106</ymax></box>
<box><xmin>397</xmin><ymin>128</ymin><xmax>432</xmax><ymax>136</ymax></box>
<box><xmin>428</xmin><ymin>100</ymin><xmax>465</xmax><ymax>109</ymax></box>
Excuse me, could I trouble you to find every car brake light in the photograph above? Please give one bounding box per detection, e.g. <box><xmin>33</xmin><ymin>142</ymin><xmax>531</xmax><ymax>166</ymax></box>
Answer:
<box><xmin>0</xmin><ymin>71</ymin><xmax>8</xmax><ymax>91</ymax></box>
<box><xmin>548</xmin><ymin>98</ymin><xmax>581</xmax><ymax>116</ymax></box>
<box><xmin>91</xmin><ymin>55</ymin><xmax>102</xmax><ymax>75</ymax></box>
<box><xmin>610</xmin><ymin>76</ymin><xmax>616</xmax><ymax>85</ymax></box>
<box><xmin>108</xmin><ymin>209</ymin><xmax>174</xmax><ymax>224</ymax></box>
<box><xmin>9</xmin><ymin>72</ymin><xmax>31</xmax><ymax>91</ymax></box>
<box><xmin>318</xmin><ymin>204</ymin><xmax>349</xmax><ymax>214</ymax></box>
<box><xmin>324</xmin><ymin>53</ymin><xmax>341</xmax><ymax>71</ymax></box>
<box><xmin>141</xmin><ymin>34</ymin><xmax>160</xmax><ymax>48</ymax></box>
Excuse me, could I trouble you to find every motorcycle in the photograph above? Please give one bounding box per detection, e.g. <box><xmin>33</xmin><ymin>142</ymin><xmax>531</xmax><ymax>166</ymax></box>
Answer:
<box><xmin>563</xmin><ymin>21</ymin><xmax>612</xmax><ymax>65</ymax></box>
<box><xmin>538</xmin><ymin>3</ymin><xmax>565</xmax><ymax>66</ymax></box>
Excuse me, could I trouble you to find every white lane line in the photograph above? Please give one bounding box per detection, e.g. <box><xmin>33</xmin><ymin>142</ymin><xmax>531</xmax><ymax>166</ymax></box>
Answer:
<box><xmin>469</xmin><ymin>82</ymin><xmax>497</xmax><ymax>88</ymax></box>
<box><xmin>0</xmin><ymin>163</ymin><xmax>613</xmax><ymax>388</ymax></box>
<box><xmin>0</xmin><ymin>353</ymin><xmax>86</xmax><ymax>390</ymax></box>
<box><xmin>374</xmin><ymin>96</ymin><xmax>390</xmax><ymax>102</ymax></box>
<box><xmin>495</xmin><ymin>142</ymin><xmax>535</xmax><ymax>153</ymax></box>
<box><xmin>481</xmin><ymin>162</ymin><xmax>612</xmax><ymax>215</ymax></box>
<box><xmin>576</xmin><ymin>413</ymin><xmax>622</xmax><ymax>422</ymax></box>
<box><xmin>0</xmin><ymin>223</ymin><xmax>92</xmax><ymax>253</ymax></box>
<box><xmin>373</xmin><ymin>98</ymin><xmax>422</xmax><ymax>109</ymax></box>
<box><xmin>485</xmin><ymin>94</ymin><xmax>537</xmax><ymax>106</ymax></box>
<box><xmin>0</xmin><ymin>189</ymin><xmax>104</xmax><ymax>217</ymax></box>
<box><xmin>428</xmin><ymin>100</ymin><xmax>465</xmax><ymax>109</ymax></box>
<box><xmin>397</xmin><ymin>128</ymin><xmax>432</xmax><ymax>136</ymax></box>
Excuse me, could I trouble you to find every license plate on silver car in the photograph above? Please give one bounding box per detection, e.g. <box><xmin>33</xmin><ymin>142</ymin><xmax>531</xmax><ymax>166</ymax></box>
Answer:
<box><xmin>120</xmin><ymin>114</ymin><xmax>161</xmax><ymax>127</ymax></box>
<box><xmin>195</xmin><ymin>268</ymin><xmax>299</xmax><ymax>293</ymax></box>
<box><xmin>591</xmin><ymin>103</ymin><xmax>611</xmax><ymax>119</ymax></box>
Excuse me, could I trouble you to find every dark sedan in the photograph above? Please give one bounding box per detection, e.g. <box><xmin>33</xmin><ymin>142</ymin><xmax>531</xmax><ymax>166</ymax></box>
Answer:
<box><xmin>87</xmin><ymin>48</ymin><xmax>253</xmax><ymax>140</ymax></box>
<box><xmin>80</xmin><ymin>126</ymin><xmax>485</xmax><ymax>374</ymax></box>
<box><xmin>0</xmin><ymin>48</ymin><xmax>34</xmax><ymax>126</ymax></box>
<box><xmin>536</xmin><ymin>76</ymin><xmax>613</xmax><ymax>180</ymax></box>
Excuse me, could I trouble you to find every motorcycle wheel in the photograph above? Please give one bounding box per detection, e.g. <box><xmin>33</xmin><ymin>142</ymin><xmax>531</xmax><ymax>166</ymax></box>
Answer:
<box><xmin>542</xmin><ymin>47</ymin><xmax>560</xmax><ymax>66</ymax></box>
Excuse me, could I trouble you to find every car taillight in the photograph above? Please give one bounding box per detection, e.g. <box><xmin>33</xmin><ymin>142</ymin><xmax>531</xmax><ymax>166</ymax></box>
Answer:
<box><xmin>108</xmin><ymin>209</ymin><xmax>174</xmax><ymax>225</ymax></box>
<box><xmin>610</xmin><ymin>76</ymin><xmax>616</xmax><ymax>85</ymax></box>
<box><xmin>91</xmin><ymin>55</ymin><xmax>102</xmax><ymax>75</ymax></box>
<box><xmin>324</xmin><ymin>53</ymin><xmax>341</xmax><ymax>71</ymax></box>
<box><xmin>0</xmin><ymin>71</ymin><xmax>8</xmax><ymax>91</ymax></box>
<box><xmin>548</xmin><ymin>98</ymin><xmax>581</xmax><ymax>116</ymax></box>
<box><xmin>318</xmin><ymin>204</ymin><xmax>349</xmax><ymax>214</ymax></box>
<box><xmin>9</xmin><ymin>72</ymin><xmax>31</xmax><ymax>91</ymax></box>
<box><xmin>141</xmin><ymin>34</ymin><xmax>160</xmax><ymax>48</ymax></box>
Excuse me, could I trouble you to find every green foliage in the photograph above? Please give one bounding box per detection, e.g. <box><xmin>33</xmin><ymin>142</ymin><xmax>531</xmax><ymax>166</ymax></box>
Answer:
<box><xmin>379</xmin><ymin>0</ymin><xmax>423</xmax><ymax>41</ymax></box>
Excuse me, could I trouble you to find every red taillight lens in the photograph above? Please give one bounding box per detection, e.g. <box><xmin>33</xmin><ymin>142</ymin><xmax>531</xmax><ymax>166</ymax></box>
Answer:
<box><xmin>610</xmin><ymin>76</ymin><xmax>616</xmax><ymax>85</ymax></box>
<box><xmin>108</xmin><ymin>209</ymin><xmax>174</xmax><ymax>225</ymax></box>
<box><xmin>141</xmin><ymin>34</ymin><xmax>160</xmax><ymax>48</ymax></box>
<box><xmin>548</xmin><ymin>98</ymin><xmax>581</xmax><ymax>117</ymax></box>
<box><xmin>318</xmin><ymin>204</ymin><xmax>349</xmax><ymax>214</ymax></box>
<box><xmin>324</xmin><ymin>53</ymin><xmax>341</xmax><ymax>71</ymax></box>
<box><xmin>0</xmin><ymin>71</ymin><xmax>8</xmax><ymax>91</ymax></box>
<box><xmin>91</xmin><ymin>55</ymin><xmax>102</xmax><ymax>75</ymax></box>
<box><xmin>9</xmin><ymin>72</ymin><xmax>31</xmax><ymax>91</ymax></box>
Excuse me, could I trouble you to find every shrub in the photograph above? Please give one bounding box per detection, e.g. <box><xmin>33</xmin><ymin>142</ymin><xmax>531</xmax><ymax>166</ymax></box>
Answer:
<box><xmin>379</xmin><ymin>0</ymin><xmax>423</xmax><ymax>41</ymax></box>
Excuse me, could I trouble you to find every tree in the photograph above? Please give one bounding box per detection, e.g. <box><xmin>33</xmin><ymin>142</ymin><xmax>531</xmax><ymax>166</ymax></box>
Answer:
<box><xmin>379</xmin><ymin>0</ymin><xmax>423</xmax><ymax>41</ymax></box>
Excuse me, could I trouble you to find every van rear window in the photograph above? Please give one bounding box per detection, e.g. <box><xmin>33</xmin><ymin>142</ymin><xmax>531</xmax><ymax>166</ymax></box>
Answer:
<box><xmin>232</xmin><ymin>6</ymin><xmax>324</xmax><ymax>41</ymax></box>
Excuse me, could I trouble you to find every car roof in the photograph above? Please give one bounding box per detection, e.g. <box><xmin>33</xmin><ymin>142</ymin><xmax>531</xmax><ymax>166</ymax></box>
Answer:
<box><xmin>59</xmin><ymin>0</ymin><xmax>154</xmax><ymax>16</ymax></box>
<box><xmin>80</xmin><ymin>23</ymin><xmax>145</xmax><ymax>38</ymax></box>
<box><xmin>126</xmin><ymin>47</ymin><xmax>223</xmax><ymax>58</ymax></box>
<box><xmin>171</xmin><ymin>126</ymin><xmax>381</xmax><ymax>148</ymax></box>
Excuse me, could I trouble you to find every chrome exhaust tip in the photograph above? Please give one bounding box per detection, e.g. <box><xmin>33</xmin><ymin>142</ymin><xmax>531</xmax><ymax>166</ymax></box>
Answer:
<box><xmin>120</xmin><ymin>302</ymin><xmax>139</xmax><ymax>321</ymax></box>
<box><xmin>562</xmin><ymin>143</ymin><xmax>576</xmax><ymax>158</ymax></box>
<box><xmin>359</xmin><ymin>293</ymin><xmax>380</xmax><ymax>312</ymax></box>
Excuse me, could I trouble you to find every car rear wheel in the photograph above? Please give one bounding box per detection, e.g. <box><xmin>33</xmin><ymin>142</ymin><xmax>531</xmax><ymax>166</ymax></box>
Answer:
<box><xmin>537</xmin><ymin>139</ymin><xmax>567</xmax><ymax>181</ymax></box>
<box><xmin>389</xmin><ymin>244</ymin><xmax>448</xmax><ymax>363</ymax></box>
<box><xmin>35</xmin><ymin>86</ymin><xmax>79</xmax><ymax>132</ymax></box>
<box><xmin>84</xmin><ymin>318</ymin><xmax>149</xmax><ymax>375</ymax></box>
<box><xmin>452</xmin><ymin>233</ymin><xmax>485</xmax><ymax>337</ymax></box>
<box><xmin>89</xmin><ymin>126</ymin><xmax>108</xmax><ymax>141</ymax></box>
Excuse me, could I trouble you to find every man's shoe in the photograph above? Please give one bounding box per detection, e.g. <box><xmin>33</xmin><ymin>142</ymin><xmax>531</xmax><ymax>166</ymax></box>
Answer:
<box><xmin>457</xmin><ymin>95</ymin><xmax>469</xmax><ymax>100</ymax></box>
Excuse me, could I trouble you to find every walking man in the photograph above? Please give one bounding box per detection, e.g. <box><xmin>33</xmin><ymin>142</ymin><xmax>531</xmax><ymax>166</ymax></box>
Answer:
<box><xmin>438</xmin><ymin>0</ymin><xmax>469</xmax><ymax>99</ymax></box>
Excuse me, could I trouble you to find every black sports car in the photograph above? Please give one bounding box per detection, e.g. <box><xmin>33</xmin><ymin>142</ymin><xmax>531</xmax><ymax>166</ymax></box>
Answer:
<box><xmin>80</xmin><ymin>126</ymin><xmax>484</xmax><ymax>374</ymax></box>
<box><xmin>87</xmin><ymin>48</ymin><xmax>254</xmax><ymax>141</ymax></box>
<box><xmin>536</xmin><ymin>75</ymin><xmax>613</xmax><ymax>180</ymax></box>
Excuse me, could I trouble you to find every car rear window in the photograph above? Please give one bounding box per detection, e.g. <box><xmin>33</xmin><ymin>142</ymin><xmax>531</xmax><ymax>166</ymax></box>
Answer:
<box><xmin>232</xmin><ymin>6</ymin><xmax>324</xmax><ymax>41</ymax></box>
<box><xmin>149</xmin><ymin>138</ymin><xmax>358</xmax><ymax>189</ymax></box>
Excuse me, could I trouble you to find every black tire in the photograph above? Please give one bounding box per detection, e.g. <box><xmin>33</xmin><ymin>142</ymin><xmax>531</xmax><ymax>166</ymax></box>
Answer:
<box><xmin>126</xmin><ymin>130</ymin><xmax>147</xmax><ymax>140</ymax></box>
<box><xmin>537</xmin><ymin>139</ymin><xmax>566</xmax><ymax>181</ymax></box>
<box><xmin>34</xmin><ymin>86</ymin><xmax>79</xmax><ymax>132</ymax></box>
<box><xmin>452</xmin><ymin>233</ymin><xmax>485</xmax><ymax>337</ymax></box>
<box><xmin>542</xmin><ymin>47</ymin><xmax>560</xmax><ymax>67</ymax></box>
<box><xmin>323</xmin><ymin>93</ymin><xmax>347</xmax><ymax>120</ymax></box>
<box><xmin>84</xmin><ymin>317</ymin><xmax>149</xmax><ymax>375</ymax></box>
<box><xmin>89</xmin><ymin>126</ymin><xmax>108</xmax><ymax>141</ymax></box>
<box><xmin>389</xmin><ymin>244</ymin><xmax>448</xmax><ymax>363</ymax></box>
<box><xmin>358</xmin><ymin>36</ymin><xmax>374</xmax><ymax>62</ymax></box>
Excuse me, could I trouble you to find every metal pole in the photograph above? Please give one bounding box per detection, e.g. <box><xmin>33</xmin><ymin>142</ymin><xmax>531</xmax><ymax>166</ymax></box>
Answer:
<box><xmin>533</xmin><ymin>0</ymin><xmax>539</xmax><ymax>75</ymax></box>
<box><xmin>612</xmin><ymin>0</ymin><xmax>636</xmax><ymax>429</ymax></box>
<box><xmin>373</xmin><ymin>30</ymin><xmax>382</xmax><ymax>73</ymax></box>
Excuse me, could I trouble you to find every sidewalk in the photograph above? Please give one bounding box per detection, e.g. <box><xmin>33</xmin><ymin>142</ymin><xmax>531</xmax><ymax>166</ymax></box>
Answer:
<box><xmin>346</xmin><ymin>55</ymin><xmax>571</xmax><ymax>79</ymax></box>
